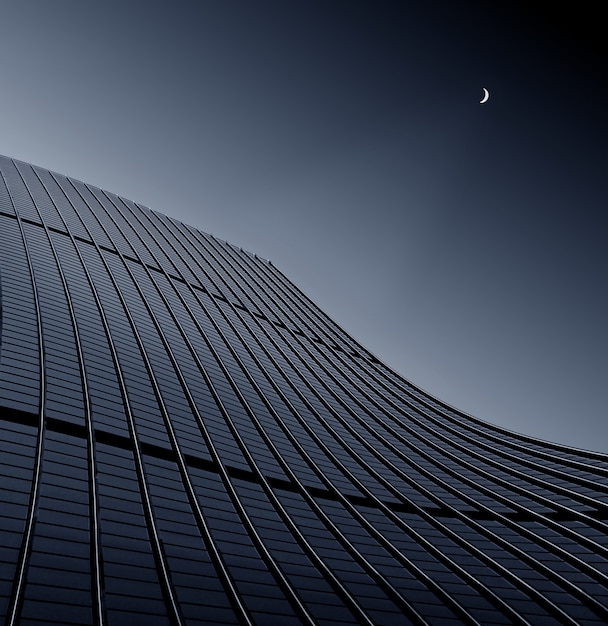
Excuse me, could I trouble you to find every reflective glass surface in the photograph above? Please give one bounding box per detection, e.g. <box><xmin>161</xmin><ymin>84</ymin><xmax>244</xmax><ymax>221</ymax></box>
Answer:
<box><xmin>1</xmin><ymin>156</ymin><xmax>607</xmax><ymax>625</ymax></box>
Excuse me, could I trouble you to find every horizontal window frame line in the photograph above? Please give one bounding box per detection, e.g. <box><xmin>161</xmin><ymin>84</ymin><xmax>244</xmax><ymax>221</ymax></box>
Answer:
<box><xmin>4</xmin><ymin>209</ymin><xmax>356</xmax><ymax>357</ymax></box>
<box><xmin>3</xmin><ymin>406</ymin><xmax>606</xmax><ymax>526</ymax></box>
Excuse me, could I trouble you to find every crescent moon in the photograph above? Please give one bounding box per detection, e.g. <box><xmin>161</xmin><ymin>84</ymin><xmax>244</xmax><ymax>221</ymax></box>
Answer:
<box><xmin>480</xmin><ymin>87</ymin><xmax>490</xmax><ymax>104</ymax></box>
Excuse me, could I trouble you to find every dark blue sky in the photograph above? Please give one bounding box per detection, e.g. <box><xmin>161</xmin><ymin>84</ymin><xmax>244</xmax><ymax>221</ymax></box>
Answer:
<box><xmin>1</xmin><ymin>1</ymin><xmax>606</xmax><ymax>452</ymax></box>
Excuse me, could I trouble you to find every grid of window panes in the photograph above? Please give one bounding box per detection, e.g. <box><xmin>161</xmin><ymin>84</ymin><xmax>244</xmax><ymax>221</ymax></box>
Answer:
<box><xmin>1</xmin><ymin>155</ymin><xmax>608</xmax><ymax>626</ymax></box>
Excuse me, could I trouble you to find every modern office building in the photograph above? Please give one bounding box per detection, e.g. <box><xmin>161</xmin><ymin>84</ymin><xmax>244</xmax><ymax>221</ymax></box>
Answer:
<box><xmin>0</xmin><ymin>155</ymin><xmax>607</xmax><ymax>626</ymax></box>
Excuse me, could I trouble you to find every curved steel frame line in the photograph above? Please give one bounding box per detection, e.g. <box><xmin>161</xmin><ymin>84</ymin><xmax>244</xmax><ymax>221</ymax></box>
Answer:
<box><xmin>218</xmin><ymin>234</ymin><xmax>608</xmax><ymax>585</ymax></box>
<box><xmin>63</xmin><ymin>176</ymin><xmax>316</xmax><ymax>626</ymax></box>
<box><xmin>355</xmin><ymin>339</ymin><xmax>608</xmax><ymax>464</ymax></box>
<box><xmin>2</xmin><ymin>158</ymin><xmax>607</xmax><ymax>625</ymax></box>
<box><xmin>106</xmin><ymin>192</ymin><xmax>427</xmax><ymax>624</ymax></box>
<box><xmin>250</xmin><ymin>297</ymin><xmax>608</xmax><ymax>548</ymax></box>
<box><xmin>256</xmin><ymin>308</ymin><xmax>608</xmax><ymax>565</ymax></box>
<box><xmin>368</xmin><ymin>359</ymin><xmax>608</xmax><ymax>470</ymax></box>
<box><xmin>223</xmin><ymin>231</ymin><xmax>608</xmax><ymax>477</ymax></box>
<box><xmin>15</xmin><ymin>161</ymin><xmax>106</xmax><ymax>626</ymax></box>
<box><xmin>316</xmin><ymin>337</ymin><xmax>608</xmax><ymax>497</ymax></box>
<box><xmin>186</xmin><ymin>223</ymin><xmax>608</xmax><ymax>622</ymax></box>
<box><xmin>112</xmin><ymin>199</ymin><xmax>436</xmax><ymax>626</ymax></box>
<box><xmin>246</xmin><ymin>255</ymin><xmax>608</xmax><ymax>591</ymax></box>
<box><xmin>41</xmin><ymin>178</ymin><xmax>244</xmax><ymax>626</ymax></box>
<box><xmin>26</xmin><ymin>166</ymin><xmax>185</xmax><ymax>626</ymax></box>
<box><xmin>139</xmin><ymin>210</ymin><xmax>543</xmax><ymax>626</ymax></box>
<box><xmin>259</xmin><ymin>253</ymin><xmax>608</xmax><ymax>470</ymax></box>
<box><xmin>1</xmin><ymin>166</ymin><xmax>47</xmax><ymax>626</ymax></box>
<box><xmin>212</xmin><ymin>232</ymin><xmax>608</xmax><ymax>529</ymax></box>
<box><xmin>172</xmin><ymin>225</ymin><xmax>583</xmax><ymax>622</ymax></box>
<box><xmin>90</xmin><ymin>186</ymin><xmax>380</xmax><ymax>626</ymax></box>
<box><xmin>137</xmin><ymin>208</ymin><xmax>528</xmax><ymax>620</ymax></box>
<box><xmin>243</xmin><ymin>268</ymin><xmax>608</xmax><ymax>558</ymax></box>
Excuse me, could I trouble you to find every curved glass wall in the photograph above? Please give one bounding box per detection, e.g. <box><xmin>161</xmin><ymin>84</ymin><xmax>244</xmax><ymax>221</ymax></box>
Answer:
<box><xmin>1</xmin><ymin>155</ymin><xmax>607</xmax><ymax>626</ymax></box>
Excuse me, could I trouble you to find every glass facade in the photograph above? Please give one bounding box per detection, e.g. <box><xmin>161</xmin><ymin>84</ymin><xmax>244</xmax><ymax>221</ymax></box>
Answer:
<box><xmin>1</xmin><ymin>155</ymin><xmax>607</xmax><ymax>625</ymax></box>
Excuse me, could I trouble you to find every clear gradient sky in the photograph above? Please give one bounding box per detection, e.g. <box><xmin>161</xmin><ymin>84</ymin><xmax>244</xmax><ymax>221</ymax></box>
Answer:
<box><xmin>1</xmin><ymin>1</ymin><xmax>606</xmax><ymax>452</ymax></box>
